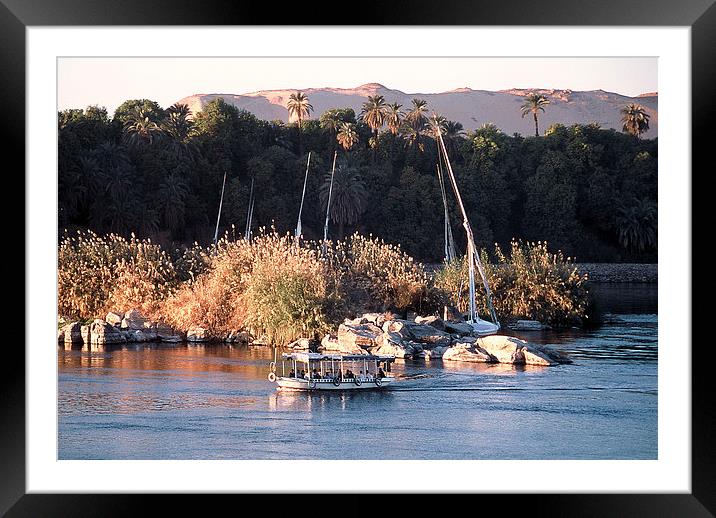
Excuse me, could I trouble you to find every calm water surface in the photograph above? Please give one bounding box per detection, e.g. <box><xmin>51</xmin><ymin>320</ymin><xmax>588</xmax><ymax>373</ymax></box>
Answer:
<box><xmin>58</xmin><ymin>283</ymin><xmax>657</xmax><ymax>460</ymax></box>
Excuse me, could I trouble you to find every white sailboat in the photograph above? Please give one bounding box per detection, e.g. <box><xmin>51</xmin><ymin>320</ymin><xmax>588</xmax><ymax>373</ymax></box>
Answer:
<box><xmin>436</xmin><ymin>128</ymin><xmax>500</xmax><ymax>337</ymax></box>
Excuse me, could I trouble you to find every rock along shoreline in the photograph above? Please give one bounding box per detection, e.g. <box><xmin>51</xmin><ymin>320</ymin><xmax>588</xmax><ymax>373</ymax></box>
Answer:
<box><xmin>59</xmin><ymin>309</ymin><xmax>571</xmax><ymax>367</ymax></box>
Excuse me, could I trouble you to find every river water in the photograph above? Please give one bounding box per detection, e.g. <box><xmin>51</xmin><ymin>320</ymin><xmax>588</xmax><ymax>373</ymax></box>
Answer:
<box><xmin>58</xmin><ymin>283</ymin><xmax>657</xmax><ymax>460</ymax></box>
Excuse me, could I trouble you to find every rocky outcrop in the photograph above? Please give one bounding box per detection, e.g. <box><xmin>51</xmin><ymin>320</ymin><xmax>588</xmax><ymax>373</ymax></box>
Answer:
<box><xmin>442</xmin><ymin>335</ymin><xmax>562</xmax><ymax>366</ymax></box>
<box><xmin>225</xmin><ymin>330</ymin><xmax>250</xmax><ymax>344</ymax></box>
<box><xmin>89</xmin><ymin>319</ymin><xmax>126</xmax><ymax>345</ymax></box>
<box><xmin>415</xmin><ymin>315</ymin><xmax>445</xmax><ymax>331</ymax></box>
<box><xmin>105</xmin><ymin>311</ymin><xmax>123</xmax><ymax>327</ymax></box>
<box><xmin>186</xmin><ymin>326</ymin><xmax>210</xmax><ymax>342</ymax></box>
<box><xmin>508</xmin><ymin>320</ymin><xmax>548</xmax><ymax>331</ymax></box>
<box><xmin>157</xmin><ymin>323</ymin><xmax>184</xmax><ymax>342</ymax></box>
<box><xmin>337</xmin><ymin>323</ymin><xmax>382</xmax><ymax>352</ymax></box>
<box><xmin>58</xmin><ymin>322</ymin><xmax>83</xmax><ymax>344</ymax></box>
<box><xmin>442</xmin><ymin>341</ymin><xmax>494</xmax><ymax>363</ymax></box>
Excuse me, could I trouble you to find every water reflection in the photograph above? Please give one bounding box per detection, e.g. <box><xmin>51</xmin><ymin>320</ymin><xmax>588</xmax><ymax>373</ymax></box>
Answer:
<box><xmin>58</xmin><ymin>304</ymin><xmax>658</xmax><ymax>460</ymax></box>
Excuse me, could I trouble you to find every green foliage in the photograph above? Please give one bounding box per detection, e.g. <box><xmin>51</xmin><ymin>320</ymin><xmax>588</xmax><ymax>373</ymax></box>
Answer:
<box><xmin>57</xmin><ymin>230</ymin><xmax>177</xmax><ymax>320</ymax></box>
<box><xmin>58</xmin><ymin>97</ymin><xmax>657</xmax><ymax>263</ymax></box>
<box><xmin>434</xmin><ymin>240</ymin><xmax>589</xmax><ymax>327</ymax></box>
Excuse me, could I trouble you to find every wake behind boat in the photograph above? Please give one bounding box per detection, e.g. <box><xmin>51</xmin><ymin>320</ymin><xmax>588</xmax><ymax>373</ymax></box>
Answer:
<box><xmin>269</xmin><ymin>352</ymin><xmax>396</xmax><ymax>391</ymax></box>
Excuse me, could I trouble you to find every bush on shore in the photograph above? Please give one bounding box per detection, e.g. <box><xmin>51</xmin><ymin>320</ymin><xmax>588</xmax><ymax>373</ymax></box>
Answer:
<box><xmin>58</xmin><ymin>231</ymin><xmax>590</xmax><ymax>342</ymax></box>
<box><xmin>57</xmin><ymin>230</ymin><xmax>177</xmax><ymax>320</ymax></box>
<box><xmin>434</xmin><ymin>240</ymin><xmax>589</xmax><ymax>327</ymax></box>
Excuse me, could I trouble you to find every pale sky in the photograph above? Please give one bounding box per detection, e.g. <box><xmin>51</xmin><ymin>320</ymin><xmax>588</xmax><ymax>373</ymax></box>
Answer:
<box><xmin>58</xmin><ymin>57</ymin><xmax>657</xmax><ymax>114</ymax></box>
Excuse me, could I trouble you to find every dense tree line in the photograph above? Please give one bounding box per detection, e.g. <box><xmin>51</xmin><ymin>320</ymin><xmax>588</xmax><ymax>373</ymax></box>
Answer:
<box><xmin>58</xmin><ymin>95</ymin><xmax>657</xmax><ymax>263</ymax></box>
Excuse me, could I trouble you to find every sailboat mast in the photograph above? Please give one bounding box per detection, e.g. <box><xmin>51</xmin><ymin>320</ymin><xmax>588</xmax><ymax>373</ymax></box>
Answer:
<box><xmin>436</xmin><ymin>153</ymin><xmax>456</xmax><ymax>262</ymax></box>
<box><xmin>322</xmin><ymin>151</ymin><xmax>338</xmax><ymax>255</ymax></box>
<box><xmin>436</xmin><ymin>130</ymin><xmax>498</xmax><ymax>326</ymax></box>
<box><xmin>213</xmin><ymin>171</ymin><xmax>227</xmax><ymax>246</ymax></box>
<box><xmin>295</xmin><ymin>151</ymin><xmax>312</xmax><ymax>241</ymax></box>
<box><xmin>245</xmin><ymin>177</ymin><xmax>255</xmax><ymax>241</ymax></box>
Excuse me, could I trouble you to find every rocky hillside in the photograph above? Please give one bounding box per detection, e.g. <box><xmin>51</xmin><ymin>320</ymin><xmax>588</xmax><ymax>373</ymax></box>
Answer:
<box><xmin>176</xmin><ymin>83</ymin><xmax>658</xmax><ymax>138</ymax></box>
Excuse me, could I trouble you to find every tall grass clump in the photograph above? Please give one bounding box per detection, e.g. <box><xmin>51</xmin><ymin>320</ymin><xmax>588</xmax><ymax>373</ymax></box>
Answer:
<box><xmin>58</xmin><ymin>230</ymin><xmax>177</xmax><ymax>320</ymax></box>
<box><xmin>323</xmin><ymin>233</ymin><xmax>436</xmax><ymax>314</ymax></box>
<box><xmin>434</xmin><ymin>240</ymin><xmax>589</xmax><ymax>327</ymax></box>
<box><xmin>160</xmin><ymin>230</ymin><xmax>343</xmax><ymax>343</ymax></box>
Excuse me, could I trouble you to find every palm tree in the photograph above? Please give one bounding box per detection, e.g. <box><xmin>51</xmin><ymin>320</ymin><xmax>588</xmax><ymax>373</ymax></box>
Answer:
<box><xmin>520</xmin><ymin>93</ymin><xmax>551</xmax><ymax>136</ymax></box>
<box><xmin>319</xmin><ymin>158</ymin><xmax>366</xmax><ymax>238</ymax></box>
<box><xmin>123</xmin><ymin>107</ymin><xmax>161</xmax><ymax>147</ymax></box>
<box><xmin>405</xmin><ymin>98</ymin><xmax>429</xmax><ymax>130</ymax></box>
<box><xmin>399</xmin><ymin>124</ymin><xmax>425</xmax><ymax>152</ymax></box>
<box><xmin>287</xmin><ymin>91</ymin><xmax>313</xmax><ymax>155</ymax></box>
<box><xmin>442</xmin><ymin>120</ymin><xmax>464</xmax><ymax>157</ymax></box>
<box><xmin>426</xmin><ymin>114</ymin><xmax>448</xmax><ymax>139</ymax></box>
<box><xmin>286</xmin><ymin>91</ymin><xmax>313</xmax><ymax>130</ymax></box>
<box><xmin>620</xmin><ymin>103</ymin><xmax>651</xmax><ymax>138</ymax></box>
<box><xmin>161</xmin><ymin>103</ymin><xmax>195</xmax><ymax>158</ymax></box>
<box><xmin>385</xmin><ymin>102</ymin><xmax>403</xmax><ymax>135</ymax></box>
<box><xmin>319</xmin><ymin>109</ymin><xmax>343</xmax><ymax>134</ymax></box>
<box><xmin>337</xmin><ymin>122</ymin><xmax>359</xmax><ymax>151</ymax></box>
<box><xmin>615</xmin><ymin>198</ymin><xmax>657</xmax><ymax>253</ymax></box>
<box><xmin>157</xmin><ymin>172</ymin><xmax>189</xmax><ymax>233</ymax></box>
<box><xmin>359</xmin><ymin>95</ymin><xmax>387</xmax><ymax>140</ymax></box>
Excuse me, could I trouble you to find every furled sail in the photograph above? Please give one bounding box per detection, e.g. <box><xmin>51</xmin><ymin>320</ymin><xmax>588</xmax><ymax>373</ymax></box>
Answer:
<box><xmin>435</xmin><ymin>129</ymin><xmax>499</xmax><ymax>335</ymax></box>
<box><xmin>436</xmin><ymin>155</ymin><xmax>457</xmax><ymax>263</ymax></box>
<box><xmin>295</xmin><ymin>151</ymin><xmax>312</xmax><ymax>241</ymax></box>
<box><xmin>245</xmin><ymin>177</ymin><xmax>255</xmax><ymax>242</ymax></box>
<box><xmin>322</xmin><ymin>151</ymin><xmax>338</xmax><ymax>255</ymax></box>
<box><xmin>213</xmin><ymin>171</ymin><xmax>227</xmax><ymax>246</ymax></box>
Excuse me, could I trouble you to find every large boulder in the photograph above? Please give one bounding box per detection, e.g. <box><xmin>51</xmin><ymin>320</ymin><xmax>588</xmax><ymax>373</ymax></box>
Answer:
<box><xmin>105</xmin><ymin>311</ymin><xmax>124</xmax><ymax>327</ymax></box>
<box><xmin>80</xmin><ymin>324</ymin><xmax>90</xmax><ymax>344</ymax></box>
<box><xmin>186</xmin><ymin>325</ymin><xmax>210</xmax><ymax>342</ymax></box>
<box><xmin>372</xmin><ymin>333</ymin><xmax>416</xmax><ymax>358</ymax></box>
<box><xmin>156</xmin><ymin>322</ymin><xmax>183</xmax><ymax>342</ymax></box>
<box><xmin>124</xmin><ymin>328</ymin><xmax>158</xmax><ymax>343</ymax></box>
<box><xmin>415</xmin><ymin>315</ymin><xmax>446</xmax><ymax>331</ymax></box>
<box><xmin>443</xmin><ymin>321</ymin><xmax>475</xmax><ymax>336</ymax></box>
<box><xmin>121</xmin><ymin>309</ymin><xmax>152</xmax><ymax>331</ymax></box>
<box><xmin>323</xmin><ymin>331</ymin><xmax>365</xmax><ymax>354</ymax></box>
<box><xmin>423</xmin><ymin>345</ymin><xmax>449</xmax><ymax>360</ymax></box>
<box><xmin>404</xmin><ymin>322</ymin><xmax>452</xmax><ymax>348</ymax></box>
<box><xmin>337</xmin><ymin>323</ymin><xmax>382</xmax><ymax>351</ymax></box>
<box><xmin>442</xmin><ymin>342</ymin><xmax>495</xmax><ymax>363</ymax></box>
<box><xmin>476</xmin><ymin>335</ymin><xmax>558</xmax><ymax>366</ymax></box>
<box><xmin>59</xmin><ymin>322</ymin><xmax>82</xmax><ymax>344</ymax></box>
<box><xmin>382</xmin><ymin>320</ymin><xmax>415</xmax><ymax>340</ymax></box>
<box><xmin>89</xmin><ymin>319</ymin><xmax>126</xmax><ymax>345</ymax></box>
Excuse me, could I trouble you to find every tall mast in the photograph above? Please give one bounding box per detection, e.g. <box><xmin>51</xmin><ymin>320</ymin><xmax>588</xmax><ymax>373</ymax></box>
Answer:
<box><xmin>245</xmin><ymin>177</ymin><xmax>255</xmax><ymax>241</ymax></box>
<box><xmin>436</xmin><ymin>154</ymin><xmax>456</xmax><ymax>263</ymax></box>
<box><xmin>436</xmin><ymin>130</ymin><xmax>498</xmax><ymax>326</ymax></box>
<box><xmin>295</xmin><ymin>151</ymin><xmax>312</xmax><ymax>241</ymax></box>
<box><xmin>213</xmin><ymin>171</ymin><xmax>227</xmax><ymax>246</ymax></box>
<box><xmin>322</xmin><ymin>151</ymin><xmax>338</xmax><ymax>255</ymax></box>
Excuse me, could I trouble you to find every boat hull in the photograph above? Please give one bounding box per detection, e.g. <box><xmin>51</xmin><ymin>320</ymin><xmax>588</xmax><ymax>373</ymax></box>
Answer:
<box><xmin>275</xmin><ymin>376</ymin><xmax>394</xmax><ymax>391</ymax></box>
<box><xmin>471</xmin><ymin>319</ymin><xmax>500</xmax><ymax>337</ymax></box>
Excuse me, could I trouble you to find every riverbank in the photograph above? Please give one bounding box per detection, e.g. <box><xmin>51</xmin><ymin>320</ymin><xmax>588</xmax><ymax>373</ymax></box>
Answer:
<box><xmin>576</xmin><ymin>263</ymin><xmax>657</xmax><ymax>283</ymax></box>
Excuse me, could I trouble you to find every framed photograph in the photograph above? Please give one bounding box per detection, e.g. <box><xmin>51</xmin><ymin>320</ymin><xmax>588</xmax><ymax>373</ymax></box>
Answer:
<box><xmin>7</xmin><ymin>0</ymin><xmax>712</xmax><ymax>514</ymax></box>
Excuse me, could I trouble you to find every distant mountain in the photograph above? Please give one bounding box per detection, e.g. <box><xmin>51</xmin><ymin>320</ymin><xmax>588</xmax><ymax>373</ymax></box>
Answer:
<box><xmin>176</xmin><ymin>83</ymin><xmax>658</xmax><ymax>138</ymax></box>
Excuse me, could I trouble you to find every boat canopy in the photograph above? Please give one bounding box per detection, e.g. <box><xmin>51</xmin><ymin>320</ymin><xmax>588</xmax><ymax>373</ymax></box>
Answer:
<box><xmin>281</xmin><ymin>352</ymin><xmax>395</xmax><ymax>362</ymax></box>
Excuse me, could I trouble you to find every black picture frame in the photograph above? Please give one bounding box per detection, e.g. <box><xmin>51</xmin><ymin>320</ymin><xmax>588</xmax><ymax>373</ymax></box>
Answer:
<box><xmin>5</xmin><ymin>0</ymin><xmax>712</xmax><ymax>514</ymax></box>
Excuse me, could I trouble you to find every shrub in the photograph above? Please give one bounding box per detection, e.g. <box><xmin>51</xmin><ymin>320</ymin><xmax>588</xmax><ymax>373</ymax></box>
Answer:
<box><xmin>57</xmin><ymin>230</ymin><xmax>177</xmax><ymax>320</ymax></box>
<box><xmin>160</xmin><ymin>231</ymin><xmax>343</xmax><ymax>343</ymax></box>
<box><xmin>434</xmin><ymin>240</ymin><xmax>589</xmax><ymax>327</ymax></box>
<box><xmin>324</xmin><ymin>233</ymin><xmax>435</xmax><ymax>314</ymax></box>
